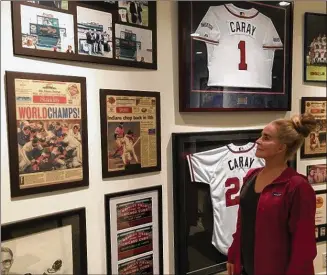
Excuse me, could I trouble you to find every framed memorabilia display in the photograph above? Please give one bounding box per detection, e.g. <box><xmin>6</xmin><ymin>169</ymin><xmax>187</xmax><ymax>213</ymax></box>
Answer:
<box><xmin>105</xmin><ymin>186</ymin><xmax>163</xmax><ymax>275</ymax></box>
<box><xmin>303</xmin><ymin>12</ymin><xmax>327</xmax><ymax>82</ymax></box>
<box><xmin>100</xmin><ymin>89</ymin><xmax>161</xmax><ymax>178</ymax></box>
<box><xmin>178</xmin><ymin>1</ymin><xmax>293</xmax><ymax>112</ymax></box>
<box><xmin>315</xmin><ymin>190</ymin><xmax>327</xmax><ymax>242</ymax></box>
<box><xmin>300</xmin><ymin>97</ymin><xmax>327</xmax><ymax>159</ymax></box>
<box><xmin>5</xmin><ymin>71</ymin><xmax>89</xmax><ymax>198</ymax></box>
<box><xmin>307</xmin><ymin>164</ymin><xmax>326</xmax><ymax>185</ymax></box>
<box><xmin>11</xmin><ymin>1</ymin><xmax>157</xmax><ymax>69</ymax></box>
<box><xmin>1</xmin><ymin>208</ymin><xmax>87</xmax><ymax>275</ymax></box>
<box><xmin>172</xmin><ymin>130</ymin><xmax>296</xmax><ymax>275</ymax></box>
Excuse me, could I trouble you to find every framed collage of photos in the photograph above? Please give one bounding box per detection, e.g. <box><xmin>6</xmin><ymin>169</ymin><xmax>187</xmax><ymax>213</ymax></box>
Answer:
<box><xmin>315</xmin><ymin>190</ymin><xmax>327</xmax><ymax>242</ymax></box>
<box><xmin>100</xmin><ymin>89</ymin><xmax>161</xmax><ymax>178</ymax></box>
<box><xmin>5</xmin><ymin>71</ymin><xmax>89</xmax><ymax>198</ymax></box>
<box><xmin>105</xmin><ymin>186</ymin><xmax>163</xmax><ymax>275</ymax></box>
<box><xmin>1</xmin><ymin>208</ymin><xmax>87</xmax><ymax>275</ymax></box>
<box><xmin>307</xmin><ymin>164</ymin><xmax>326</xmax><ymax>185</ymax></box>
<box><xmin>300</xmin><ymin>97</ymin><xmax>327</xmax><ymax>159</ymax></box>
<box><xmin>178</xmin><ymin>1</ymin><xmax>293</xmax><ymax>112</ymax></box>
<box><xmin>11</xmin><ymin>1</ymin><xmax>157</xmax><ymax>69</ymax></box>
<box><xmin>172</xmin><ymin>130</ymin><xmax>297</xmax><ymax>275</ymax></box>
<box><xmin>303</xmin><ymin>12</ymin><xmax>327</xmax><ymax>83</ymax></box>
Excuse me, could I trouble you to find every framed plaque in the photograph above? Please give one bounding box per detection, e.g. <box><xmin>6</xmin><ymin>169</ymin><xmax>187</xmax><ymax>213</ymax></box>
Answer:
<box><xmin>11</xmin><ymin>1</ymin><xmax>157</xmax><ymax>69</ymax></box>
<box><xmin>105</xmin><ymin>186</ymin><xmax>163</xmax><ymax>275</ymax></box>
<box><xmin>1</xmin><ymin>208</ymin><xmax>87</xmax><ymax>275</ymax></box>
<box><xmin>307</xmin><ymin>164</ymin><xmax>326</xmax><ymax>185</ymax></box>
<box><xmin>5</xmin><ymin>71</ymin><xmax>89</xmax><ymax>198</ymax></box>
<box><xmin>300</xmin><ymin>97</ymin><xmax>327</xmax><ymax>159</ymax></box>
<box><xmin>303</xmin><ymin>12</ymin><xmax>327</xmax><ymax>82</ymax></box>
<box><xmin>315</xmin><ymin>190</ymin><xmax>327</xmax><ymax>243</ymax></box>
<box><xmin>178</xmin><ymin>1</ymin><xmax>293</xmax><ymax>112</ymax></box>
<box><xmin>100</xmin><ymin>89</ymin><xmax>161</xmax><ymax>178</ymax></box>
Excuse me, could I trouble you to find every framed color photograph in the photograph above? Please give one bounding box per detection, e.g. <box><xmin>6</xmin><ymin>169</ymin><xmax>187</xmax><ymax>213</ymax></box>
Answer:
<box><xmin>105</xmin><ymin>186</ymin><xmax>163</xmax><ymax>275</ymax></box>
<box><xmin>300</xmin><ymin>97</ymin><xmax>327</xmax><ymax>159</ymax></box>
<box><xmin>307</xmin><ymin>164</ymin><xmax>327</xmax><ymax>185</ymax></box>
<box><xmin>5</xmin><ymin>71</ymin><xmax>89</xmax><ymax>198</ymax></box>
<box><xmin>1</xmin><ymin>208</ymin><xmax>87</xmax><ymax>275</ymax></box>
<box><xmin>315</xmin><ymin>190</ymin><xmax>327</xmax><ymax>242</ymax></box>
<box><xmin>303</xmin><ymin>12</ymin><xmax>327</xmax><ymax>82</ymax></box>
<box><xmin>172</xmin><ymin>130</ymin><xmax>296</xmax><ymax>275</ymax></box>
<box><xmin>11</xmin><ymin>1</ymin><xmax>157</xmax><ymax>69</ymax></box>
<box><xmin>178</xmin><ymin>1</ymin><xmax>293</xmax><ymax>112</ymax></box>
<box><xmin>100</xmin><ymin>89</ymin><xmax>161</xmax><ymax>178</ymax></box>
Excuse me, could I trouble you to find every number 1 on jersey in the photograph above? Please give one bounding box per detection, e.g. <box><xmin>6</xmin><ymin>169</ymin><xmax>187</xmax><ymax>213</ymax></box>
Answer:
<box><xmin>225</xmin><ymin>177</ymin><xmax>240</xmax><ymax>207</ymax></box>
<box><xmin>238</xmin><ymin>40</ymin><xmax>248</xmax><ymax>71</ymax></box>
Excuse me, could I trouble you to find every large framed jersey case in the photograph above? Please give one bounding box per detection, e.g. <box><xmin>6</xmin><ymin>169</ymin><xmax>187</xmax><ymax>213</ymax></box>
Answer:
<box><xmin>172</xmin><ymin>130</ymin><xmax>297</xmax><ymax>275</ymax></box>
<box><xmin>178</xmin><ymin>1</ymin><xmax>293</xmax><ymax>112</ymax></box>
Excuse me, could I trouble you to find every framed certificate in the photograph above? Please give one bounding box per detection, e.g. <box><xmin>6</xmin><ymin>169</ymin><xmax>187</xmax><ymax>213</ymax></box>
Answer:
<box><xmin>315</xmin><ymin>190</ymin><xmax>327</xmax><ymax>242</ymax></box>
<box><xmin>178</xmin><ymin>1</ymin><xmax>293</xmax><ymax>112</ymax></box>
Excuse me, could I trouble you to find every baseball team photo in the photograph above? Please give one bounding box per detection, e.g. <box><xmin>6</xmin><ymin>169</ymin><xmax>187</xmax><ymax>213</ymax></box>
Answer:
<box><xmin>118</xmin><ymin>1</ymin><xmax>149</xmax><ymax>26</ymax></box>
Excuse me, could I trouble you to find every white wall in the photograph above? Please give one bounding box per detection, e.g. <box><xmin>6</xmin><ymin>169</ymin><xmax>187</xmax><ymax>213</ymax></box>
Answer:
<box><xmin>1</xmin><ymin>1</ymin><xmax>326</xmax><ymax>274</ymax></box>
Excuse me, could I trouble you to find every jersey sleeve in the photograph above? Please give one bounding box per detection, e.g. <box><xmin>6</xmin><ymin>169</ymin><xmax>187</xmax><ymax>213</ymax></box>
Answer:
<box><xmin>263</xmin><ymin>18</ymin><xmax>283</xmax><ymax>50</ymax></box>
<box><xmin>193</xmin><ymin>6</ymin><xmax>220</xmax><ymax>45</ymax></box>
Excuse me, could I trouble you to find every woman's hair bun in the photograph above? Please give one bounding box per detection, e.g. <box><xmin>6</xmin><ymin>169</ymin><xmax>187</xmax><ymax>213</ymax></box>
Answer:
<box><xmin>291</xmin><ymin>113</ymin><xmax>317</xmax><ymax>138</ymax></box>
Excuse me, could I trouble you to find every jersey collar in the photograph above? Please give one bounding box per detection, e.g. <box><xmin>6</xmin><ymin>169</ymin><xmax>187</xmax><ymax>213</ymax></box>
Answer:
<box><xmin>224</xmin><ymin>4</ymin><xmax>259</xmax><ymax>19</ymax></box>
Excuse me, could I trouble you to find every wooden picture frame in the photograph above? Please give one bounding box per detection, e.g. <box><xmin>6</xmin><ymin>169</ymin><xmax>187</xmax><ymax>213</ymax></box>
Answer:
<box><xmin>172</xmin><ymin>129</ymin><xmax>296</xmax><ymax>275</ymax></box>
<box><xmin>1</xmin><ymin>208</ymin><xmax>88</xmax><ymax>275</ymax></box>
<box><xmin>178</xmin><ymin>1</ymin><xmax>293</xmax><ymax>112</ymax></box>
<box><xmin>100</xmin><ymin>89</ymin><xmax>161</xmax><ymax>178</ymax></box>
<box><xmin>300</xmin><ymin>97</ymin><xmax>327</xmax><ymax>159</ymax></box>
<box><xmin>315</xmin><ymin>190</ymin><xmax>327</xmax><ymax>243</ymax></box>
<box><xmin>11</xmin><ymin>1</ymin><xmax>157</xmax><ymax>70</ymax></box>
<box><xmin>303</xmin><ymin>12</ymin><xmax>327</xmax><ymax>82</ymax></box>
<box><xmin>105</xmin><ymin>186</ymin><xmax>163</xmax><ymax>275</ymax></box>
<box><xmin>5</xmin><ymin>71</ymin><xmax>89</xmax><ymax>198</ymax></box>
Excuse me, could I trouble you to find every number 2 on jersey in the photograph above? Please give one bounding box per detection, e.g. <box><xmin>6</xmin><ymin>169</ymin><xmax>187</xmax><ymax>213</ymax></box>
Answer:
<box><xmin>238</xmin><ymin>40</ymin><xmax>248</xmax><ymax>70</ymax></box>
<box><xmin>225</xmin><ymin>177</ymin><xmax>240</xmax><ymax>207</ymax></box>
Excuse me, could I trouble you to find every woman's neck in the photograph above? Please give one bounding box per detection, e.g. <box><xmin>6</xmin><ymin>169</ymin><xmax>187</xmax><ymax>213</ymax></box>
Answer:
<box><xmin>263</xmin><ymin>157</ymin><xmax>288</xmax><ymax>173</ymax></box>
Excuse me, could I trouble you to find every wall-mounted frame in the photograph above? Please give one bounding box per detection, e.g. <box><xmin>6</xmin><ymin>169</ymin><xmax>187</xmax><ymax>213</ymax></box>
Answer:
<box><xmin>172</xmin><ymin>130</ymin><xmax>296</xmax><ymax>275</ymax></box>
<box><xmin>303</xmin><ymin>12</ymin><xmax>327</xmax><ymax>83</ymax></box>
<box><xmin>100</xmin><ymin>89</ymin><xmax>161</xmax><ymax>178</ymax></box>
<box><xmin>307</xmin><ymin>164</ymin><xmax>326</xmax><ymax>185</ymax></box>
<box><xmin>5</xmin><ymin>71</ymin><xmax>89</xmax><ymax>198</ymax></box>
<box><xmin>315</xmin><ymin>190</ymin><xmax>327</xmax><ymax>243</ymax></box>
<box><xmin>105</xmin><ymin>186</ymin><xmax>163</xmax><ymax>275</ymax></box>
<box><xmin>11</xmin><ymin>1</ymin><xmax>157</xmax><ymax>70</ymax></box>
<box><xmin>178</xmin><ymin>1</ymin><xmax>293</xmax><ymax>112</ymax></box>
<box><xmin>300</xmin><ymin>97</ymin><xmax>326</xmax><ymax>159</ymax></box>
<box><xmin>1</xmin><ymin>208</ymin><xmax>87</xmax><ymax>275</ymax></box>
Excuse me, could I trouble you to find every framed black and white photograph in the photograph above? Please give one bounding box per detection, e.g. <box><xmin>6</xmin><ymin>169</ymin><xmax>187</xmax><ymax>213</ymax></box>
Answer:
<box><xmin>1</xmin><ymin>208</ymin><xmax>87</xmax><ymax>275</ymax></box>
<box><xmin>303</xmin><ymin>12</ymin><xmax>327</xmax><ymax>82</ymax></box>
<box><xmin>315</xmin><ymin>190</ymin><xmax>327</xmax><ymax>243</ymax></box>
<box><xmin>105</xmin><ymin>186</ymin><xmax>163</xmax><ymax>275</ymax></box>
<box><xmin>172</xmin><ymin>130</ymin><xmax>296</xmax><ymax>275</ymax></box>
<box><xmin>178</xmin><ymin>1</ymin><xmax>293</xmax><ymax>112</ymax></box>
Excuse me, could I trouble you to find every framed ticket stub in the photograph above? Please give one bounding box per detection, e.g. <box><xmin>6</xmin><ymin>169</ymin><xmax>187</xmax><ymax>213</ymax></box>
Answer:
<box><xmin>100</xmin><ymin>89</ymin><xmax>161</xmax><ymax>178</ymax></box>
<box><xmin>178</xmin><ymin>1</ymin><xmax>293</xmax><ymax>112</ymax></box>
<box><xmin>5</xmin><ymin>71</ymin><xmax>89</xmax><ymax>198</ymax></box>
<box><xmin>105</xmin><ymin>186</ymin><xmax>163</xmax><ymax>275</ymax></box>
<box><xmin>315</xmin><ymin>190</ymin><xmax>327</xmax><ymax>242</ymax></box>
<box><xmin>300</xmin><ymin>97</ymin><xmax>327</xmax><ymax>159</ymax></box>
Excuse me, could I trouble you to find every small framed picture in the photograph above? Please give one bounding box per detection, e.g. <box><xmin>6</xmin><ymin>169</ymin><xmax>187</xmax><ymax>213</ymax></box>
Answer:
<box><xmin>105</xmin><ymin>186</ymin><xmax>163</xmax><ymax>275</ymax></box>
<box><xmin>100</xmin><ymin>89</ymin><xmax>161</xmax><ymax>178</ymax></box>
<box><xmin>315</xmin><ymin>190</ymin><xmax>327</xmax><ymax>242</ymax></box>
<box><xmin>1</xmin><ymin>208</ymin><xmax>87</xmax><ymax>275</ymax></box>
<box><xmin>303</xmin><ymin>12</ymin><xmax>327</xmax><ymax>82</ymax></box>
<box><xmin>5</xmin><ymin>71</ymin><xmax>89</xmax><ymax>197</ymax></box>
<box><xmin>300</xmin><ymin>97</ymin><xmax>327</xmax><ymax>159</ymax></box>
<box><xmin>306</xmin><ymin>164</ymin><xmax>326</xmax><ymax>185</ymax></box>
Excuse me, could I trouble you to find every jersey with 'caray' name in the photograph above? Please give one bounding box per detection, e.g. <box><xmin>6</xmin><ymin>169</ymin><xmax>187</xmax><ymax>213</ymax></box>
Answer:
<box><xmin>193</xmin><ymin>3</ymin><xmax>283</xmax><ymax>89</ymax></box>
<box><xmin>186</xmin><ymin>142</ymin><xmax>265</xmax><ymax>255</ymax></box>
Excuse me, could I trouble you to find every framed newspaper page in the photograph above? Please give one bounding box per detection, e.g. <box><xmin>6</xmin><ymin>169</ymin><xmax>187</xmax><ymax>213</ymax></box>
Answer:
<box><xmin>105</xmin><ymin>186</ymin><xmax>163</xmax><ymax>275</ymax></box>
<box><xmin>315</xmin><ymin>190</ymin><xmax>327</xmax><ymax>243</ymax></box>
<box><xmin>178</xmin><ymin>1</ymin><xmax>293</xmax><ymax>112</ymax></box>
<box><xmin>5</xmin><ymin>71</ymin><xmax>89</xmax><ymax>198</ymax></box>
<box><xmin>300</xmin><ymin>97</ymin><xmax>327</xmax><ymax>159</ymax></box>
<box><xmin>303</xmin><ymin>12</ymin><xmax>327</xmax><ymax>83</ymax></box>
<box><xmin>1</xmin><ymin>208</ymin><xmax>87</xmax><ymax>275</ymax></box>
<box><xmin>100</xmin><ymin>89</ymin><xmax>161</xmax><ymax>178</ymax></box>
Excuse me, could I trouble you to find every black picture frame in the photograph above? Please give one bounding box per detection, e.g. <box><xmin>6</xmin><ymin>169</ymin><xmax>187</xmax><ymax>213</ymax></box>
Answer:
<box><xmin>5</xmin><ymin>71</ymin><xmax>89</xmax><ymax>198</ymax></box>
<box><xmin>100</xmin><ymin>89</ymin><xmax>161</xmax><ymax>178</ymax></box>
<box><xmin>11</xmin><ymin>1</ymin><xmax>157</xmax><ymax>70</ymax></box>
<box><xmin>306</xmin><ymin>164</ymin><xmax>326</xmax><ymax>185</ymax></box>
<box><xmin>303</xmin><ymin>12</ymin><xmax>327</xmax><ymax>83</ymax></box>
<box><xmin>315</xmin><ymin>189</ymin><xmax>327</xmax><ymax>243</ymax></box>
<box><xmin>178</xmin><ymin>1</ymin><xmax>293</xmax><ymax>112</ymax></box>
<box><xmin>1</xmin><ymin>208</ymin><xmax>88</xmax><ymax>275</ymax></box>
<box><xmin>300</xmin><ymin>97</ymin><xmax>327</xmax><ymax>159</ymax></box>
<box><xmin>172</xmin><ymin>129</ymin><xmax>296</xmax><ymax>275</ymax></box>
<box><xmin>105</xmin><ymin>186</ymin><xmax>163</xmax><ymax>275</ymax></box>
